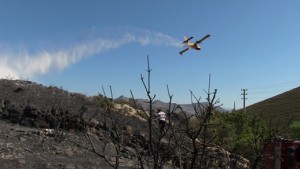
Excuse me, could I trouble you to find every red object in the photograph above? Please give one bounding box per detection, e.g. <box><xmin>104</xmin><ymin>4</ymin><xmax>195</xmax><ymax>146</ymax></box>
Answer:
<box><xmin>262</xmin><ymin>140</ymin><xmax>300</xmax><ymax>169</ymax></box>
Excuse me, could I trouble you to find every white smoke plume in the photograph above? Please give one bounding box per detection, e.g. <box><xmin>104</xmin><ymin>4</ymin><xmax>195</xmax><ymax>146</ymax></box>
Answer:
<box><xmin>0</xmin><ymin>28</ymin><xmax>181</xmax><ymax>79</ymax></box>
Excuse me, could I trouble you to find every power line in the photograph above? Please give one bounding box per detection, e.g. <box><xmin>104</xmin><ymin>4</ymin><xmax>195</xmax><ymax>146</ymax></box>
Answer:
<box><xmin>248</xmin><ymin>88</ymin><xmax>291</xmax><ymax>94</ymax></box>
<box><xmin>233</xmin><ymin>82</ymin><xmax>299</xmax><ymax>109</ymax></box>
<box><xmin>247</xmin><ymin>80</ymin><xmax>300</xmax><ymax>90</ymax></box>
<box><xmin>242</xmin><ymin>84</ymin><xmax>299</xmax><ymax>108</ymax></box>
<box><xmin>245</xmin><ymin>81</ymin><xmax>300</xmax><ymax>103</ymax></box>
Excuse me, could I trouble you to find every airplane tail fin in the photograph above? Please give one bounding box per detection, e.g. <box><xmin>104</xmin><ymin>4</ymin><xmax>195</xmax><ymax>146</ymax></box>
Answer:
<box><xmin>182</xmin><ymin>36</ymin><xmax>193</xmax><ymax>44</ymax></box>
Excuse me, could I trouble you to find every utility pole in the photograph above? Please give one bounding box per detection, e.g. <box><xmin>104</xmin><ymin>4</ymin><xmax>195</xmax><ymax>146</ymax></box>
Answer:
<box><xmin>233</xmin><ymin>101</ymin><xmax>236</xmax><ymax>112</ymax></box>
<box><xmin>241</xmin><ymin>89</ymin><xmax>247</xmax><ymax>113</ymax></box>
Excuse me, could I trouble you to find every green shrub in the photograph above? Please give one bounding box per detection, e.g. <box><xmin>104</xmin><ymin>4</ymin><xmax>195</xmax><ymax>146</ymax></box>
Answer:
<box><xmin>93</xmin><ymin>94</ymin><xmax>114</xmax><ymax>108</ymax></box>
<box><xmin>289</xmin><ymin>121</ymin><xmax>300</xmax><ymax>139</ymax></box>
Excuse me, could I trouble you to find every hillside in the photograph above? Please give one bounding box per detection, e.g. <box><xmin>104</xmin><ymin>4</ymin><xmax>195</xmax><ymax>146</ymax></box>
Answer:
<box><xmin>0</xmin><ymin>79</ymin><xmax>148</xmax><ymax>168</ymax></box>
<box><xmin>246</xmin><ymin>86</ymin><xmax>300</xmax><ymax>129</ymax></box>
<box><xmin>0</xmin><ymin>79</ymin><xmax>249</xmax><ymax>168</ymax></box>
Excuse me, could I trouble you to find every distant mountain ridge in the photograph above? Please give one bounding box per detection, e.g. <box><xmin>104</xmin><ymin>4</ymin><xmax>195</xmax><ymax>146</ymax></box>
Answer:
<box><xmin>114</xmin><ymin>95</ymin><xmax>227</xmax><ymax>114</ymax></box>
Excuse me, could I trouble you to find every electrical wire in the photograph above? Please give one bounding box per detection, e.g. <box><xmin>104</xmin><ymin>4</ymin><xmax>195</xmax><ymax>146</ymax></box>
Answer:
<box><xmin>247</xmin><ymin>80</ymin><xmax>300</xmax><ymax>90</ymax></box>
<box><xmin>234</xmin><ymin>80</ymin><xmax>300</xmax><ymax>108</ymax></box>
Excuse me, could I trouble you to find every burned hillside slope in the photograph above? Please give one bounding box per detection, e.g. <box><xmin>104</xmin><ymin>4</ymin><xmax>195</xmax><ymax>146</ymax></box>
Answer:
<box><xmin>0</xmin><ymin>79</ymin><xmax>150</xmax><ymax>168</ymax></box>
<box><xmin>0</xmin><ymin>79</ymin><xmax>145</xmax><ymax>129</ymax></box>
<box><xmin>0</xmin><ymin>79</ymin><xmax>250</xmax><ymax>168</ymax></box>
<box><xmin>0</xmin><ymin>120</ymin><xmax>114</xmax><ymax>169</ymax></box>
<box><xmin>0</xmin><ymin>79</ymin><xmax>96</xmax><ymax>127</ymax></box>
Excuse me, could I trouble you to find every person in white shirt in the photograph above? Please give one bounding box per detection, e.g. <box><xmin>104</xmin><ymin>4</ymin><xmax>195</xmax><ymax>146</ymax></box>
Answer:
<box><xmin>157</xmin><ymin>109</ymin><xmax>166</xmax><ymax>130</ymax></box>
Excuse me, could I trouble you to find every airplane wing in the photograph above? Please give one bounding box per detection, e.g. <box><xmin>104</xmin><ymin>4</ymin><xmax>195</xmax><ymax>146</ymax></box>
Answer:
<box><xmin>195</xmin><ymin>34</ymin><xmax>210</xmax><ymax>45</ymax></box>
<box><xmin>179</xmin><ymin>47</ymin><xmax>189</xmax><ymax>55</ymax></box>
<box><xmin>182</xmin><ymin>36</ymin><xmax>194</xmax><ymax>44</ymax></box>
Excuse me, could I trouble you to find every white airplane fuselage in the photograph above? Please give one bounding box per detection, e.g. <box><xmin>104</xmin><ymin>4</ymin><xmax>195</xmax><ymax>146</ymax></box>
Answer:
<box><xmin>187</xmin><ymin>42</ymin><xmax>201</xmax><ymax>50</ymax></box>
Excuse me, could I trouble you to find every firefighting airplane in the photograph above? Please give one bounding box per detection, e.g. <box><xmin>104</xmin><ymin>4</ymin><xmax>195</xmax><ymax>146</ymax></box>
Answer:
<box><xmin>179</xmin><ymin>34</ymin><xmax>210</xmax><ymax>55</ymax></box>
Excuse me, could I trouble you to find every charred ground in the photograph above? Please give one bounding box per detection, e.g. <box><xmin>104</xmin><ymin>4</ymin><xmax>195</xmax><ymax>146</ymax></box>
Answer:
<box><xmin>0</xmin><ymin>79</ymin><xmax>249</xmax><ymax>169</ymax></box>
<box><xmin>0</xmin><ymin>79</ymin><xmax>149</xmax><ymax>169</ymax></box>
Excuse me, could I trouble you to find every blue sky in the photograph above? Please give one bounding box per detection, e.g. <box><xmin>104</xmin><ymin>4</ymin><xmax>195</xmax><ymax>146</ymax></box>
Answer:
<box><xmin>1</xmin><ymin>1</ymin><xmax>300</xmax><ymax>110</ymax></box>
